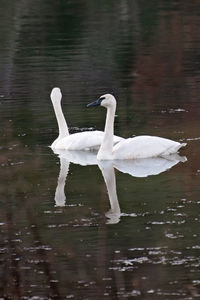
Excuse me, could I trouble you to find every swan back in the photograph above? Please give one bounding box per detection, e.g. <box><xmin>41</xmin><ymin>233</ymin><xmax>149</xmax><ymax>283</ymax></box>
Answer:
<box><xmin>52</xmin><ymin>130</ymin><xmax>124</xmax><ymax>151</ymax></box>
<box><xmin>113</xmin><ymin>135</ymin><xmax>186</xmax><ymax>159</ymax></box>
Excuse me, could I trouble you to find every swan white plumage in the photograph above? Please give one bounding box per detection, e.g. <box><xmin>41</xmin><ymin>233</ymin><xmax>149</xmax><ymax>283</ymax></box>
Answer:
<box><xmin>87</xmin><ymin>94</ymin><xmax>186</xmax><ymax>160</ymax></box>
<box><xmin>50</xmin><ymin>88</ymin><xmax>123</xmax><ymax>150</ymax></box>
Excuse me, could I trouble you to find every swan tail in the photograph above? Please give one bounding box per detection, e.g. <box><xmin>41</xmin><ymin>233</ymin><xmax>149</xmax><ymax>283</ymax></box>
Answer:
<box><xmin>161</xmin><ymin>153</ymin><xmax>187</xmax><ymax>162</ymax></box>
<box><xmin>161</xmin><ymin>142</ymin><xmax>187</xmax><ymax>156</ymax></box>
<box><xmin>175</xmin><ymin>142</ymin><xmax>187</xmax><ymax>152</ymax></box>
<box><xmin>180</xmin><ymin>142</ymin><xmax>187</xmax><ymax>148</ymax></box>
<box><xmin>178</xmin><ymin>156</ymin><xmax>187</xmax><ymax>162</ymax></box>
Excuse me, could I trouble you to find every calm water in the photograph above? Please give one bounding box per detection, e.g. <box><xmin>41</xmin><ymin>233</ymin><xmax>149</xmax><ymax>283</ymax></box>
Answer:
<box><xmin>1</xmin><ymin>1</ymin><xmax>200</xmax><ymax>299</ymax></box>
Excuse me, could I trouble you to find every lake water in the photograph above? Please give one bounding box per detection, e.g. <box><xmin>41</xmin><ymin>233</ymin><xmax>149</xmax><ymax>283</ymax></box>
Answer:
<box><xmin>1</xmin><ymin>1</ymin><xmax>200</xmax><ymax>299</ymax></box>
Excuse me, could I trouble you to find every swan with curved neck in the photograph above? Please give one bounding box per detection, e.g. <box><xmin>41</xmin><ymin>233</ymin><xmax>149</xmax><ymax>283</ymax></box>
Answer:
<box><xmin>87</xmin><ymin>94</ymin><xmax>186</xmax><ymax>160</ymax></box>
<box><xmin>50</xmin><ymin>88</ymin><xmax>123</xmax><ymax>150</ymax></box>
<box><xmin>51</xmin><ymin>88</ymin><xmax>69</xmax><ymax>148</ymax></box>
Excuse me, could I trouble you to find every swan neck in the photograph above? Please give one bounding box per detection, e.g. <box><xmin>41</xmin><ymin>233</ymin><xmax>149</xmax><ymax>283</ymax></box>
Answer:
<box><xmin>52</xmin><ymin>99</ymin><xmax>69</xmax><ymax>138</ymax></box>
<box><xmin>98</xmin><ymin>105</ymin><xmax>116</xmax><ymax>159</ymax></box>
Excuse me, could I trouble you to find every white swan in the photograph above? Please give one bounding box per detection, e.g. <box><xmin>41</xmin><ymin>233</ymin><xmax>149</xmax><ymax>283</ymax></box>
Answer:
<box><xmin>87</xmin><ymin>94</ymin><xmax>186</xmax><ymax>160</ymax></box>
<box><xmin>50</xmin><ymin>88</ymin><xmax>123</xmax><ymax>150</ymax></box>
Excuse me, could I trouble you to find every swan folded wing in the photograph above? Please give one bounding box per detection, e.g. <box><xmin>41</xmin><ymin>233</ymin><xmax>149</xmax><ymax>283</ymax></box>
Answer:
<box><xmin>113</xmin><ymin>135</ymin><xmax>186</xmax><ymax>159</ymax></box>
<box><xmin>54</xmin><ymin>131</ymin><xmax>123</xmax><ymax>151</ymax></box>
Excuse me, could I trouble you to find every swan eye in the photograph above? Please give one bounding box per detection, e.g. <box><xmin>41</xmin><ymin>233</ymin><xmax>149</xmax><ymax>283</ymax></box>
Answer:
<box><xmin>99</xmin><ymin>97</ymin><xmax>105</xmax><ymax>101</ymax></box>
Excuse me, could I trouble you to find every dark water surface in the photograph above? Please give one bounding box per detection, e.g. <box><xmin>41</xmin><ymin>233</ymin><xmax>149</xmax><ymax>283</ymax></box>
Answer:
<box><xmin>1</xmin><ymin>1</ymin><xmax>200</xmax><ymax>299</ymax></box>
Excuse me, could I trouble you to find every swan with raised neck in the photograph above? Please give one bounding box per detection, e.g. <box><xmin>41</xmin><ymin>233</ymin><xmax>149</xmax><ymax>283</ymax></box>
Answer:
<box><xmin>50</xmin><ymin>88</ymin><xmax>124</xmax><ymax>151</ymax></box>
<box><xmin>87</xmin><ymin>94</ymin><xmax>116</xmax><ymax>159</ymax></box>
<box><xmin>50</xmin><ymin>87</ymin><xmax>69</xmax><ymax>148</ymax></box>
<box><xmin>87</xmin><ymin>94</ymin><xmax>186</xmax><ymax>160</ymax></box>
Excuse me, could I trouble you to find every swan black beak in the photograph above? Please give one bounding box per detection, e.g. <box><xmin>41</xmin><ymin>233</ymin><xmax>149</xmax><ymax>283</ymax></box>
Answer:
<box><xmin>87</xmin><ymin>99</ymin><xmax>101</xmax><ymax>107</ymax></box>
<box><xmin>87</xmin><ymin>96</ymin><xmax>105</xmax><ymax>107</ymax></box>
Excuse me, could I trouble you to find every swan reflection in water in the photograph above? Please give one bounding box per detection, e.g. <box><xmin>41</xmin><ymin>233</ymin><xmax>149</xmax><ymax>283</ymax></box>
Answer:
<box><xmin>98</xmin><ymin>161</ymin><xmax>121</xmax><ymax>224</ymax></box>
<box><xmin>53</xmin><ymin>150</ymin><xmax>97</xmax><ymax>207</ymax></box>
<box><xmin>53</xmin><ymin>149</ymin><xmax>187</xmax><ymax>223</ymax></box>
<box><xmin>54</xmin><ymin>157</ymin><xmax>69</xmax><ymax>207</ymax></box>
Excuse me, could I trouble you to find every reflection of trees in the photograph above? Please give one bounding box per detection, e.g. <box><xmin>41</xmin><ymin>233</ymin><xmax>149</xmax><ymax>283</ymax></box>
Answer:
<box><xmin>131</xmin><ymin>1</ymin><xmax>200</xmax><ymax>134</ymax></box>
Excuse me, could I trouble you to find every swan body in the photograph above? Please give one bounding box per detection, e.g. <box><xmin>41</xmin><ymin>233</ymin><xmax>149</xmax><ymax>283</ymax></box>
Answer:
<box><xmin>52</xmin><ymin>130</ymin><xmax>112</xmax><ymax>151</ymax></box>
<box><xmin>50</xmin><ymin>88</ymin><xmax>123</xmax><ymax>151</ymax></box>
<box><xmin>87</xmin><ymin>94</ymin><xmax>186</xmax><ymax>160</ymax></box>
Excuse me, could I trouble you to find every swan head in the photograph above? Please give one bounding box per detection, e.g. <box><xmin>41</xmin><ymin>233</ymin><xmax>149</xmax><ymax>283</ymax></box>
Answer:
<box><xmin>50</xmin><ymin>87</ymin><xmax>62</xmax><ymax>102</ymax></box>
<box><xmin>87</xmin><ymin>94</ymin><xmax>116</xmax><ymax>109</ymax></box>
